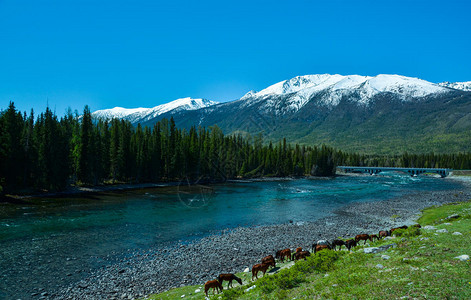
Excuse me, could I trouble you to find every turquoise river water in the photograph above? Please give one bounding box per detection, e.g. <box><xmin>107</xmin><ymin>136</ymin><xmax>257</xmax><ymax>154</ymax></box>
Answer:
<box><xmin>0</xmin><ymin>173</ymin><xmax>464</xmax><ymax>298</ymax></box>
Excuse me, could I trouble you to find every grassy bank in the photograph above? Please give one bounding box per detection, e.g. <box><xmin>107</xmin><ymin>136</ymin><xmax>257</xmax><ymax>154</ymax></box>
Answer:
<box><xmin>148</xmin><ymin>200</ymin><xmax>471</xmax><ymax>299</ymax></box>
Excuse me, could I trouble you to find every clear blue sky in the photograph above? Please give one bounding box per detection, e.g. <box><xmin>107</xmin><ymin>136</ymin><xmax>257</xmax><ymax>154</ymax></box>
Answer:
<box><xmin>1</xmin><ymin>0</ymin><xmax>470</xmax><ymax>115</ymax></box>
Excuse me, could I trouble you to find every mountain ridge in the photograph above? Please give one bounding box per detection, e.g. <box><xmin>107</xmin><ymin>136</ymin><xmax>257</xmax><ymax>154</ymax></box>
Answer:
<box><xmin>91</xmin><ymin>74</ymin><xmax>471</xmax><ymax>154</ymax></box>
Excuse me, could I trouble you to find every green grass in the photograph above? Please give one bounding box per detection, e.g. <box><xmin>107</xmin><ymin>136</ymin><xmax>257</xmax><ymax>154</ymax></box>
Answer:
<box><xmin>147</xmin><ymin>201</ymin><xmax>471</xmax><ymax>299</ymax></box>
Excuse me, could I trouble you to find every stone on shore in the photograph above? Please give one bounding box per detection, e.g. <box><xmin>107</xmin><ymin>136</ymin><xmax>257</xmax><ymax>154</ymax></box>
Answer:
<box><xmin>446</xmin><ymin>214</ymin><xmax>460</xmax><ymax>220</ymax></box>
<box><xmin>455</xmin><ymin>255</ymin><xmax>469</xmax><ymax>261</ymax></box>
<box><xmin>364</xmin><ymin>244</ymin><xmax>397</xmax><ymax>254</ymax></box>
<box><xmin>452</xmin><ymin>232</ymin><xmax>463</xmax><ymax>236</ymax></box>
<box><xmin>436</xmin><ymin>229</ymin><xmax>448</xmax><ymax>233</ymax></box>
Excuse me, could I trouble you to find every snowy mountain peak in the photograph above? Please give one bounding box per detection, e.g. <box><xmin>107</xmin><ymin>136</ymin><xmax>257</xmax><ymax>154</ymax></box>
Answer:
<box><xmin>252</xmin><ymin>74</ymin><xmax>446</xmax><ymax>98</ymax></box>
<box><xmin>241</xmin><ymin>74</ymin><xmax>451</xmax><ymax>114</ymax></box>
<box><xmin>438</xmin><ymin>81</ymin><xmax>471</xmax><ymax>91</ymax></box>
<box><xmin>92</xmin><ymin>97</ymin><xmax>217</xmax><ymax>123</ymax></box>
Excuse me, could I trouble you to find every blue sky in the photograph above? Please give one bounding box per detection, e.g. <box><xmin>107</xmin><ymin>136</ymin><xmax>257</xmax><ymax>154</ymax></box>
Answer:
<box><xmin>1</xmin><ymin>0</ymin><xmax>470</xmax><ymax>115</ymax></box>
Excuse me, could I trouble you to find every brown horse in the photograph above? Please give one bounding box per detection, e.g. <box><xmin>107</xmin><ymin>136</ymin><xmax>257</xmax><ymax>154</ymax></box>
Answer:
<box><xmin>379</xmin><ymin>230</ymin><xmax>390</xmax><ymax>239</ymax></box>
<box><xmin>277</xmin><ymin>248</ymin><xmax>292</xmax><ymax>262</ymax></box>
<box><xmin>275</xmin><ymin>249</ymin><xmax>283</xmax><ymax>260</ymax></box>
<box><xmin>294</xmin><ymin>250</ymin><xmax>311</xmax><ymax>260</ymax></box>
<box><xmin>252</xmin><ymin>263</ymin><xmax>270</xmax><ymax>280</ymax></box>
<box><xmin>355</xmin><ymin>234</ymin><xmax>372</xmax><ymax>245</ymax></box>
<box><xmin>261</xmin><ymin>255</ymin><xmax>276</xmax><ymax>268</ymax></box>
<box><xmin>204</xmin><ymin>280</ymin><xmax>223</xmax><ymax>296</ymax></box>
<box><xmin>391</xmin><ymin>225</ymin><xmax>408</xmax><ymax>232</ymax></box>
<box><xmin>331</xmin><ymin>239</ymin><xmax>346</xmax><ymax>251</ymax></box>
<box><xmin>345</xmin><ymin>239</ymin><xmax>357</xmax><ymax>251</ymax></box>
<box><xmin>296</xmin><ymin>247</ymin><xmax>303</xmax><ymax>253</ymax></box>
<box><xmin>370</xmin><ymin>234</ymin><xmax>379</xmax><ymax>241</ymax></box>
<box><xmin>314</xmin><ymin>244</ymin><xmax>330</xmax><ymax>254</ymax></box>
<box><xmin>217</xmin><ymin>273</ymin><xmax>242</xmax><ymax>288</ymax></box>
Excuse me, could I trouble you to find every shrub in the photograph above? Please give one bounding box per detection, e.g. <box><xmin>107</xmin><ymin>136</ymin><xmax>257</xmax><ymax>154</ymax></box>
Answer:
<box><xmin>392</xmin><ymin>227</ymin><xmax>421</xmax><ymax>237</ymax></box>
<box><xmin>221</xmin><ymin>286</ymin><xmax>245</xmax><ymax>300</ymax></box>
<box><xmin>255</xmin><ymin>250</ymin><xmax>341</xmax><ymax>294</ymax></box>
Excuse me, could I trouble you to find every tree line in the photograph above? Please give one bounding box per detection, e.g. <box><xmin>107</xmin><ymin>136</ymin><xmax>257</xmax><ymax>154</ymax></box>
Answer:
<box><xmin>1</xmin><ymin>102</ymin><xmax>470</xmax><ymax>194</ymax></box>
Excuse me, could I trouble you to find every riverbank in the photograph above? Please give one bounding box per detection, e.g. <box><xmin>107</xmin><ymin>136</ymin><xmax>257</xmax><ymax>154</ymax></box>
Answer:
<box><xmin>50</xmin><ymin>185</ymin><xmax>471</xmax><ymax>300</ymax></box>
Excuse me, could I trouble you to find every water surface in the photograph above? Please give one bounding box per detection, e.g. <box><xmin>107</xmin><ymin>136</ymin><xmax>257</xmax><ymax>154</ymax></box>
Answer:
<box><xmin>0</xmin><ymin>173</ymin><xmax>463</xmax><ymax>298</ymax></box>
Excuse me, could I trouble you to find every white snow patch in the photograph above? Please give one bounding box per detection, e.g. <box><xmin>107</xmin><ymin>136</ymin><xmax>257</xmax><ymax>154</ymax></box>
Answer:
<box><xmin>92</xmin><ymin>98</ymin><xmax>217</xmax><ymax>123</ymax></box>
<box><xmin>240</xmin><ymin>74</ymin><xmax>450</xmax><ymax>114</ymax></box>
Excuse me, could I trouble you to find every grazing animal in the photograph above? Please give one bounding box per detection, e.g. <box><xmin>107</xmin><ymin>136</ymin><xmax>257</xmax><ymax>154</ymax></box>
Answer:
<box><xmin>312</xmin><ymin>240</ymin><xmax>332</xmax><ymax>252</ymax></box>
<box><xmin>379</xmin><ymin>230</ymin><xmax>390</xmax><ymax>239</ymax></box>
<box><xmin>412</xmin><ymin>224</ymin><xmax>421</xmax><ymax>228</ymax></box>
<box><xmin>345</xmin><ymin>239</ymin><xmax>357</xmax><ymax>251</ymax></box>
<box><xmin>252</xmin><ymin>263</ymin><xmax>270</xmax><ymax>280</ymax></box>
<box><xmin>296</xmin><ymin>247</ymin><xmax>303</xmax><ymax>253</ymax></box>
<box><xmin>275</xmin><ymin>249</ymin><xmax>282</xmax><ymax>260</ymax></box>
<box><xmin>278</xmin><ymin>248</ymin><xmax>292</xmax><ymax>262</ymax></box>
<box><xmin>355</xmin><ymin>234</ymin><xmax>372</xmax><ymax>245</ymax></box>
<box><xmin>261</xmin><ymin>255</ymin><xmax>276</xmax><ymax>268</ymax></box>
<box><xmin>314</xmin><ymin>244</ymin><xmax>331</xmax><ymax>254</ymax></box>
<box><xmin>370</xmin><ymin>234</ymin><xmax>379</xmax><ymax>241</ymax></box>
<box><xmin>331</xmin><ymin>239</ymin><xmax>346</xmax><ymax>251</ymax></box>
<box><xmin>217</xmin><ymin>274</ymin><xmax>242</xmax><ymax>288</ymax></box>
<box><xmin>391</xmin><ymin>225</ymin><xmax>408</xmax><ymax>232</ymax></box>
<box><xmin>293</xmin><ymin>250</ymin><xmax>311</xmax><ymax>260</ymax></box>
<box><xmin>205</xmin><ymin>280</ymin><xmax>223</xmax><ymax>296</ymax></box>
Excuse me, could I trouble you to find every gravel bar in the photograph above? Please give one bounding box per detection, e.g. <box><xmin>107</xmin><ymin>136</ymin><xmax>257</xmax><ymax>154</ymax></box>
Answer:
<box><xmin>39</xmin><ymin>187</ymin><xmax>471</xmax><ymax>299</ymax></box>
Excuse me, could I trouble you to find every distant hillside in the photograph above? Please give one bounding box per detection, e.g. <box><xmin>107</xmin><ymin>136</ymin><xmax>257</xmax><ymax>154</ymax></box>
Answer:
<box><xmin>93</xmin><ymin>74</ymin><xmax>471</xmax><ymax>154</ymax></box>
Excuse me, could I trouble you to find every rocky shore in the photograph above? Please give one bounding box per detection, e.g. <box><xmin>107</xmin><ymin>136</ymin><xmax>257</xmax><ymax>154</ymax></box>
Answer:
<box><xmin>49</xmin><ymin>187</ymin><xmax>471</xmax><ymax>300</ymax></box>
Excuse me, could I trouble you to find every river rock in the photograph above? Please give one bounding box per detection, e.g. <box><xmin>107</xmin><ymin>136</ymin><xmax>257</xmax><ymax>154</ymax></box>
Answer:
<box><xmin>245</xmin><ymin>285</ymin><xmax>256</xmax><ymax>292</ymax></box>
<box><xmin>446</xmin><ymin>214</ymin><xmax>460</xmax><ymax>220</ymax></box>
<box><xmin>381</xmin><ymin>255</ymin><xmax>390</xmax><ymax>260</ymax></box>
<box><xmin>455</xmin><ymin>255</ymin><xmax>469</xmax><ymax>261</ymax></box>
<box><xmin>423</xmin><ymin>225</ymin><xmax>436</xmax><ymax>230</ymax></box>
<box><xmin>452</xmin><ymin>232</ymin><xmax>463</xmax><ymax>236</ymax></box>
<box><xmin>364</xmin><ymin>243</ymin><xmax>397</xmax><ymax>254</ymax></box>
<box><xmin>436</xmin><ymin>229</ymin><xmax>448</xmax><ymax>233</ymax></box>
<box><xmin>375</xmin><ymin>264</ymin><xmax>384</xmax><ymax>269</ymax></box>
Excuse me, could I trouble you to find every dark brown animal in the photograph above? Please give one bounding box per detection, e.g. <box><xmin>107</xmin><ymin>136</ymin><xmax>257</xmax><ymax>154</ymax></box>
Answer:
<box><xmin>296</xmin><ymin>247</ymin><xmax>303</xmax><ymax>253</ymax></box>
<box><xmin>277</xmin><ymin>248</ymin><xmax>292</xmax><ymax>262</ymax></box>
<box><xmin>217</xmin><ymin>274</ymin><xmax>242</xmax><ymax>288</ymax></box>
<box><xmin>412</xmin><ymin>224</ymin><xmax>421</xmax><ymax>228</ymax></box>
<box><xmin>205</xmin><ymin>280</ymin><xmax>223</xmax><ymax>296</ymax></box>
<box><xmin>355</xmin><ymin>234</ymin><xmax>372</xmax><ymax>245</ymax></box>
<box><xmin>252</xmin><ymin>263</ymin><xmax>270</xmax><ymax>280</ymax></box>
<box><xmin>261</xmin><ymin>255</ymin><xmax>276</xmax><ymax>268</ymax></box>
<box><xmin>391</xmin><ymin>225</ymin><xmax>408</xmax><ymax>232</ymax></box>
<box><xmin>379</xmin><ymin>230</ymin><xmax>390</xmax><ymax>239</ymax></box>
<box><xmin>293</xmin><ymin>250</ymin><xmax>311</xmax><ymax>260</ymax></box>
<box><xmin>345</xmin><ymin>239</ymin><xmax>357</xmax><ymax>251</ymax></box>
<box><xmin>370</xmin><ymin>234</ymin><xmax>379</xmax><ymax>241</ymax></box>
<box><xmin>331</xmin><ymin>239</ymin><xmax>346</xmax><ymax>250</ymax></box>
<box><xmin>275</xmin><ymin>249</ymin><xmax>282</xmax><ymax>260</ymax></box>
<box><xmin>314</xmin><ymin>244</ymin><xmax>331</xmax><ymax>254</ymax></box>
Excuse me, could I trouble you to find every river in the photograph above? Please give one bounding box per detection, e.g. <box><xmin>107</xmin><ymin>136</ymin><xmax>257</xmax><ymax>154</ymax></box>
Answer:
<box><xmin>0</xmin><ymin>173</ymin><xmax>464</xmax><ymax>299</ymax></box>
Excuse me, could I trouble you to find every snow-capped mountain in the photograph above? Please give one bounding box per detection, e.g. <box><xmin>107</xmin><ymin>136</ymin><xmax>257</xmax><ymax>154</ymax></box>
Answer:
<box><xmin>239</xmin><ymin>74</ymin><xmax>450</xmax><ymax>114</ymax></box>
<box><xmin>90</xmin><ymin>73</ymin><xmax>471</xmax><ymax>153</ymax></box>
<box><xmin>92</xmin><ymin>97</ymin><xmax>217</xmax><ymax>123</ymax></box>
<box><xmin>438</xmin><ymin>81</ymin><xmax>471</xmax><ymax>91</ymax></box>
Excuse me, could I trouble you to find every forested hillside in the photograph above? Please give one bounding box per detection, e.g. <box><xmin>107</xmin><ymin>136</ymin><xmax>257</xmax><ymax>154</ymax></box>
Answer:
<box><xmin>1</xmin><ymin>102</ymin><xmax>470</xmax><ymax>194</ymax></box>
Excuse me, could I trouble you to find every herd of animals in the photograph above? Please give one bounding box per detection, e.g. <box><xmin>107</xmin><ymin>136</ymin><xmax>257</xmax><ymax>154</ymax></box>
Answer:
<box><xmin>203</xmin><ymin>224</ymin><xmax>421</xmax><ymax>296</ymax></box>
